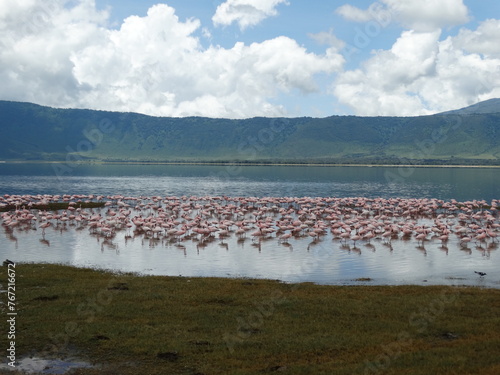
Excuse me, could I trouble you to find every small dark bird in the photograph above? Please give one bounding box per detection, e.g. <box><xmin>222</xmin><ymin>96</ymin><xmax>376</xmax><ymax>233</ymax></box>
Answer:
<box><xmin>3</xmin><ymin>259</ymin><xmax>14</xmax><ymax>267</ymax></box>
<box><xmin>474</xmin><ymin>271</ymin><xmax>487</xmax><ymax>277</ymax></box>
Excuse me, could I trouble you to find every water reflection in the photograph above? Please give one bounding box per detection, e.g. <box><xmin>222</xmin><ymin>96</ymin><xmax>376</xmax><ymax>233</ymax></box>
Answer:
<box><xmin>1</xmin><ymin>194</ymin><xmax>498</xmax><ymax>288</ymax></box>
<box><xmin>0</xmin><ymin>163</ymin><xmax>498</xmax><ymax>201</ymax></box>
<box><xmin>2</xmin><ymin>223</ymin><xmax>498</xmax><ymax>287</ymax></box>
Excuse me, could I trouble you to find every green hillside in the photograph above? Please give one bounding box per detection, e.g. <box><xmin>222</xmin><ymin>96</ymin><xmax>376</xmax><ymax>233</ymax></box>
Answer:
<box><xmin>439</xmin><ymin>98</ymin><xmax>500</xmax><ymax>115</ymax></box>
<box><xmin>0</xmin><ymin>100</ymin><xmax>499</xmax><ymax>165</ymax></box>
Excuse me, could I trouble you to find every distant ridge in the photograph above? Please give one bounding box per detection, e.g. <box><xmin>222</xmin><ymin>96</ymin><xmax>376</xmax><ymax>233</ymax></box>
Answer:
<box><xmin>0</xmin><ymin>99</ymin><xmax>498</xmax><ymax>165</ymax></box>
<box><xmin>438</xmin><ymin>98</ymin><xmax>500</xmax><ymax>115</ymax></box>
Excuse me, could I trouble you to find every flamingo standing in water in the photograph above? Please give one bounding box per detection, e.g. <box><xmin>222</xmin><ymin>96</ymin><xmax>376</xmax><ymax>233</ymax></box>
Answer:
<box><xmin>351</xmin><ymin>234</ymin><xmax>361</xmax><ymax>247</ymax></box>
<box><xmin>475</xmin><ymin>232</ymin><xmax>488</xmax><ymax>247</ymax></box>
<box><xmin>278</xmin><ymin>232</ymin><xmax>292</xmax><ymax>244</ymax></box>
<box><xmin>1</xmin><ymin>194</ymin><xmax>499</xmax><ymax>262</ymax></box>
<box><xmin>415</xmin><ymin>233</ymin><xmax>426</xmax><ymax>247</ymax></box>
<box><xmin>381</xmin><ymin>230</ymin><xmax>392</xmax><ymax>244</ymax></box>
<box><xmin>175</xmin><ymin>227</ymin><xmax>187</xmax><ymax>242</ymax></box>
<box><xmin>439</xmin><ymin>234</ymin><xmax>449</xmax><ymax>246</ymax></box>
<box><xmin>40</xmin><ymin>222</ymin><xmax>51</xmax><ymax>237</ymax></box>
<box><xmin>460</xmin><ymin>236</ymin><xmax>472</xmax><ymax>247</ymax></box>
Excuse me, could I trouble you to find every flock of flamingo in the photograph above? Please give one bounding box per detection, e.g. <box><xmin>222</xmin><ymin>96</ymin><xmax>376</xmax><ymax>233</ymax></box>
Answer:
<box><xmin>1</xmin><ymin>194</ymin><xmax>498</xmax><ymax>256</ymax></box>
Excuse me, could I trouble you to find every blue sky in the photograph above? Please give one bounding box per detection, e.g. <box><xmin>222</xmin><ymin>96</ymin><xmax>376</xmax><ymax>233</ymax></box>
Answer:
<box><xmin>1</xmin><ymin>0</ymin><xmax>499</xmax><ymax>118</ymax></box>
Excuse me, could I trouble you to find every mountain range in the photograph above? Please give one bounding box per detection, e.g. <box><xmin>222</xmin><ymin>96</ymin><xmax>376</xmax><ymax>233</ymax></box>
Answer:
<box><xmin>0</xmin><ymin>99</ymin><xmax>499</xmax><ymax>165</ymax></box>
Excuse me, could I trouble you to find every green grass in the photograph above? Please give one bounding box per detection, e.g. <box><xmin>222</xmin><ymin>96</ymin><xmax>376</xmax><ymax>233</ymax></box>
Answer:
<box><xmin>1</xmin><ymin>264</ymin><xmax>499</xmax><ymax>374</ymax></box>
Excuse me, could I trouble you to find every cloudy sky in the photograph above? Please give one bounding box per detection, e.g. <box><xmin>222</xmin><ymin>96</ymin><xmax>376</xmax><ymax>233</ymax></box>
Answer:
<box><xmin>1</xmin><ymin>0</ymin><xmax>499</xmax><ymax>118</ymax></box>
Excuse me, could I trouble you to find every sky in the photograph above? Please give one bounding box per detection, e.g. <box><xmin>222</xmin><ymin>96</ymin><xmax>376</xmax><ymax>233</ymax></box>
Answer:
<box><xmin>0</xmin><ymin>0</ymin><xmax>499</xmax><ymax>119</ymax></box>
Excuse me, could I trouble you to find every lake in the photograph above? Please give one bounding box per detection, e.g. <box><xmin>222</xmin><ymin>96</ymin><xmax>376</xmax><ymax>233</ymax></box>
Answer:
<box><xmin>0</xmin><ymin>163</ymin><xmax>499</xmax><ymax>287</ymax></box>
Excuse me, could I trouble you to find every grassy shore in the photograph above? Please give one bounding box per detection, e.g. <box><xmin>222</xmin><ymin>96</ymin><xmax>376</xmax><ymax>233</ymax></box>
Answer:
<box><xmin>2</xmin><ymin>264</ymin><xmax>499</xmax><ymax>374</ymax></box>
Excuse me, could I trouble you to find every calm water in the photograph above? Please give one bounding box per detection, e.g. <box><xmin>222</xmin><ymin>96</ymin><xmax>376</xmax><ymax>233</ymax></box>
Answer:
<box><xmin>0</xmin><ymin>162</ymin><xmax>498</xmax><ymax>200</ymax></box>
<box><xmin>1</xmin><ymin>163</ymin><xmax>499</xmax><ymax>287</ymax></box>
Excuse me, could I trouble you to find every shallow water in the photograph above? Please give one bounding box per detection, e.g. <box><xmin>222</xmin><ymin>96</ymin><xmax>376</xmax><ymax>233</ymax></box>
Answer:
<box><xmin>0</xmin><ymin>164</ymin><xmax>498</xmax><ymax>287</ymax></box>
<box><xmin>4</xmin><ymin>225</ymin><xmax>498</xmax><ymax>287</ymax></box>
<box><xmin>2</xmin><ymin>199</ymin><xmax>499</xmax><ymax>288</ymax></box>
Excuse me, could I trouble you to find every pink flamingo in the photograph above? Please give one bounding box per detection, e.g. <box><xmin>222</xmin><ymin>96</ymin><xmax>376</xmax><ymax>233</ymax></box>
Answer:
<box><xmin>381</xmin><ymin>230</ymin><xmax>392</xmax><ymax>244</ymax></box>
<box><xmin>415</xmin><ymin>233</ymin><xmax>426</xmax><ymax>247</ymax></box>
<box><xmin>39</xmin><ymin>222</ymin><xmax>51</xmax><ymax>236</ymax></box>
<box><xmin>340</xmin><ymin>232</ymin><xmax>350</xmax><ymax>245</ymax></box>
<box><xmin>439</xmin><ymin>234</ymin><xmax>448</xmax><ymax>245</ymax></box>
<box><xmin>278</xmin><ymin>233</ymin><xmax>292</xmax><ymax>243</ymax></box>
<box><xmin>351</xmin><ymin>234</ymin><xmax>361</xmax><ymax>247</ymax></box>
<box><xmin>460</xmin><ymin>236</ymin><xmax>472</xmax><ymax>247</ymax></box>
<box><xmin>475</xmin><ymin>232</ymin><xmax>487</xmax><ymax>247</ymax></box>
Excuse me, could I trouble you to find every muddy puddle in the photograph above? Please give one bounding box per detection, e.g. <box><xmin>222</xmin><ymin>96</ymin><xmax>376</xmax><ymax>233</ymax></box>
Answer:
<box><xmin>0</xmin><ymin>356</ymin><xmax>94</xmax><ymax>374</ymax></box>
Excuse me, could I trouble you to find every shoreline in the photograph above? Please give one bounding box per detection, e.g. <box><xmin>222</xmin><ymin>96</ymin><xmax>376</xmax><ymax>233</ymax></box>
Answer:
<box><xmin>2</xmin><ymin>160</ymin><xmax>500</xmax><ymax>168</ymax></box>
<box><xmin>5</xmin><ymin>261</ymin><xmax>498</xmax><ymax>286</ymax></box>
<box><xmin>6</xmin><ymin>261</ymin><xmax>500</xmax><ymax>289</ymax></box>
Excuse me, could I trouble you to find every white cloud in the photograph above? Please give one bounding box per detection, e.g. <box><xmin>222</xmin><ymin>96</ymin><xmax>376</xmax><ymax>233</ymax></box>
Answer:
<box><xmin>336</xmin><ymin>0</ymin><xmax>469</xmax><ymax>32</ymax></box>
<box><xmin>335</xmin><ymin>3</ymin><xmax>385</xmax><ymax>23</ymax></box>
<box><xmin>0</xmin><ymin>0</ymin><xmax>107</xmax><ymax>104</ymax></box>
<box><xmin>0</xmin><ymin>1</ymin><xmax>342</xmax><ymax>119</ymax></box>
<box><xmin>212</xmin><ymin>0</ymin><xmax>289</xmax><ymax>30</ymax></box>
<box><xmin>334</xmin><ymin>30</ymin><xmax>441</xmax><ymax>116</ymax></box>
<box><xmin>385</xmin><ymin>0</ymin><xmax>469</xmax><ymax>31</ymax></box>
<box><xmin>333</xmin><ymin>21</ymin><xmax>500</xmax><ymax>116</ymax></box>
<box><xmin>452</xmin><ymin>19</ymin><xmax>500</xmax><ymax>57</ymax></box>
<box><xmin>2</xmin><ymin>0</ymin><xmax>495</xmax><ymax>119</ymax></box>
<box><xmin>308</xmin><ymin>29</ymin><xmax>346</xmax><ymax>51</ymax></box>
